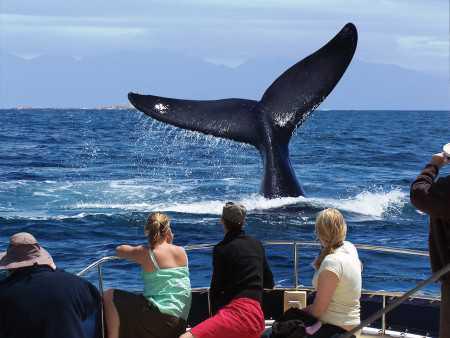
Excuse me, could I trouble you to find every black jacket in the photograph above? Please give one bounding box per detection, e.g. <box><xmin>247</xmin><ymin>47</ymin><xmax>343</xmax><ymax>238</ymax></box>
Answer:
<box><xmin>209</xmin><ymin>230</ymin><xmax>275</xmax><ymax>314</ymax></box>
<box><xmin>0</xmin><ymin>265</ymin><xmax>101</xmax><ymax>338</ymax></box>
<box><xmin>410</xmin><ymin>163</ymin><xmax>450</xmax><ymax>283</ymax></box>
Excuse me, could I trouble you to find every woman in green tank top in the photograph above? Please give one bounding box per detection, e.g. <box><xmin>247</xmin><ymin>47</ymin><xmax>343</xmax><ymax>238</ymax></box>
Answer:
<box><xmin>103</xmin><ymin>212</ymin><xmax>192</xmax><ymax>338</ymax></box>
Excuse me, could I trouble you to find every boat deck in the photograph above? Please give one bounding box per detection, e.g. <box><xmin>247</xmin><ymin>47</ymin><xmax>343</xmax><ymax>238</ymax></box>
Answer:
<box><xmin>78</xmin><ymin>242</ymin><xmax>441</xmax><ymax>337</ymax></box>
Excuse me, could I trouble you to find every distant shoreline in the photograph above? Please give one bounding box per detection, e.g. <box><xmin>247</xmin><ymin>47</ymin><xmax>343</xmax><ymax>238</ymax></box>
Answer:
<box><xmin>7</xmin><ymin>104</ymin><xmax>134</xmax><ymax>110</ymax></box>
<box><xmin>1</xmin><ymin>107</ymin><xmax>449</xmax><ymax>112</ymax></box>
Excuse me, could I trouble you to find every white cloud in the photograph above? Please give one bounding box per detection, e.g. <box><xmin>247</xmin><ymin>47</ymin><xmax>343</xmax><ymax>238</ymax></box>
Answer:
<box><xmin>397</xmin><ymin>36</ymin><xmax>449</xmax><ymax>57</ymax></box>
<box><xmin>0</xmin><ymin>1</ymin><xmax>448</xmax><ymax>75</ymax></box>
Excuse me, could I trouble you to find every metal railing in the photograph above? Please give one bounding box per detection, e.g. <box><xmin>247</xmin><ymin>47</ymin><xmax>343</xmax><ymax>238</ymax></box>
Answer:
<box><xmin>341</xmin><ymin>263</ymin><xmax>450</xmax><ymax>338</ymax></box>
<box><xmin>77</xmin><ymin>256</ymin><xmax>121</xmax><ymax>338</ymax></box>
<box><xmin>77</xmin><ymin>240</ymin><xmax>437</xmax><ymax>336</ymax></box>
<box><xmin>184</xmin><ymin>240</ymin><xmax>429</xmax><ymax>290</ymax></box>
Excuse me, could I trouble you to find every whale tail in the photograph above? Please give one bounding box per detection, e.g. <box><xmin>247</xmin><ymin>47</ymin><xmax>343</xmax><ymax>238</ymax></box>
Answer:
<box><xmin>256</xmin><ymin>22</ymin><xmax>357</xmax><ymax>143</ymax></box>
<box><xmin>128</xmin><ymin>23</ymin><xmax>358</xmax><ymax>198</ymax></box>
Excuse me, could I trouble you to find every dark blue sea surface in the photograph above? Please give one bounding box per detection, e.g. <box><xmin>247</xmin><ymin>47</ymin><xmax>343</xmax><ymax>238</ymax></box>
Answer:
<box><xmin>1</xmin><ymin>109</ymin><xmax>449</xmax><ymax>295</ymax></box>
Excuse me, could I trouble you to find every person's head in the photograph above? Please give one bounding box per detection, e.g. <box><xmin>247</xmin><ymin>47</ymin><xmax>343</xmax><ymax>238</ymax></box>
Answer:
<box><xmin>144</xmin><ymin>212</ymin><xmax>173</xmax><ymax>248</ymax></box>
<box><xmin>0</xmin><ymin>232</ymin><xmax>56</xmax><ymax>272</ymax></box>
<box><xmin>221</xmin><ymin>202</ymin><xmax>246</xmax><ymax>233</ymax></box>
<box><xmin>313</xmin><ymin>208</ymin><xmax>347</xmax><ymax>269</ymax></box>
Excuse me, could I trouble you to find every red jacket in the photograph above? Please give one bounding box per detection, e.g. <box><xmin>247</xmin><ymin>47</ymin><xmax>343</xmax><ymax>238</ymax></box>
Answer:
<box><xmin>410</xmin><ymin>163</ymin><xmax>450</xmax><ymax>283</ymax></box>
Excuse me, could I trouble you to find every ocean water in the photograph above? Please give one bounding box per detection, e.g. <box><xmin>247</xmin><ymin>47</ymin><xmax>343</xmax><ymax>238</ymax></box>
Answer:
<box><xmin>0</xmin><ymin>109</ymin><xmax>449</xmax><ymax>295</ymax></box>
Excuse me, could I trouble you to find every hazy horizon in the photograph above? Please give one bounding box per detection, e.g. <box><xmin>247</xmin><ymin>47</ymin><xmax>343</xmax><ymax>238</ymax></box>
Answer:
<box><xmin>1</xmin><ymin>0</ymin><xmax>449</xmax><ymax>109</ymax></box>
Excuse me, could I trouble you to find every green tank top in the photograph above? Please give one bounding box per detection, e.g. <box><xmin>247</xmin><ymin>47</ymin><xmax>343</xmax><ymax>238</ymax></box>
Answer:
<box><xmin>142</xmin><ymin>249</ymin><xmax>192</xmax><ymax>320</ymax></box>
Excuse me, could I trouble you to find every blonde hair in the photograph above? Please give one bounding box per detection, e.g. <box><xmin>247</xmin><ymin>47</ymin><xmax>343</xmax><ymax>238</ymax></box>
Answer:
<box><xmin>144</xmin><ymin>212</ymin><xmax>171</xmax><ymax>248</ymax></box>
<box><xmin>313</xmin><ymin>208</ymin><xmax>347</xmax><ymax>270</ymax></box>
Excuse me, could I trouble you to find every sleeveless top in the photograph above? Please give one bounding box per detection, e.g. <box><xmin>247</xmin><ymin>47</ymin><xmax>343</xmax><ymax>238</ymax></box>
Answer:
<box><xmin>312</xmin><ymin>241</ymin><xmax>361</xmax><ymax>327</ymax></box>
<box><xmin>142</xmin><ymin>248</ymin><xmax>192</xmax><ymax>320</ymax></box>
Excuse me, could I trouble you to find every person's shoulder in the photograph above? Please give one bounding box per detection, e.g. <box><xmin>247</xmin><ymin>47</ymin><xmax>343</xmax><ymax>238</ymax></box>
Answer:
<box><xmin>319</xmin><ymin>254</ymin><xmax>342</xmax><ymax>278</ymax></box>
<box><xmin>56</xmin><ymin>269</ymin><xmax>99</xmax><ymax>295</ymax></box>
<box><xmin>171</xmin><ymin>244</ymin><xmax>187</xmax><ymax>257</ymax></box>
<box><xmin>127</xmin><ymin>244</ymin><xmax>148</xmax><ymax>254</ymax></box>
<box><xmin>343</xmin><ymin>240</ymin><xmax>357</xmax><ymax>251</ymax></box>
<box><xmin>213</xmin><ymin>241</ymin><xmax>225</xmax><ymax>256</ymax></box>
<box><xmin>53</xmin><ymin>269</ymin><xmax>97</xmax><ymax>287</ymax></box>
<box><xmin>53</xmin><ymin>269</ymin><xmax>89</xmax><ymax>283</ymax></box>
<box><xmin>322</xmin><ymin>246</ymin><xmax>350</xmax><ymax>270</ymax></box>
<box><xmin>53</xmin><ymin>268</ymin><xmax>78</xmax><ymax>276</ymax></box>
<box><xmin>322</xmin><ymin>252</ymin><xmax>340</xmax><ymax>265</ymax></box>
<box><xmin>215</xmin><ymin>236</ymin><xmax>230</xmax><ymax>249</ymax></box>
<box><xmin>0</xmin><ymin>275</ymin><xmax>12</xmax><ymax>293</ymax></box>
<box><xmin>337</xmin><ymin>241</ymin><xmax>358</xmax><ymax>255</ymax></box>
<box><xmin>435</xmin><ymin>175</ymin><xmax>450</xmax><ymax>189</ymax></box>
<box><xmin>238</xmin><ymin>233</ymin><xmax>260</xmax><ymax>243</ymax></box>
<box><xmin>328</xmin><ymin>242</ymin><xmax>359</xmax><ymax>266</ymax></box>
<box><xmin>237</xmin><ymin>234</ymin><xmax>265</xmax><ymax>250</ymax></box>
<box><xmin>167</xmin><ymin>244</ymin><xmax>188</xmax><ymax>265</ymax></box>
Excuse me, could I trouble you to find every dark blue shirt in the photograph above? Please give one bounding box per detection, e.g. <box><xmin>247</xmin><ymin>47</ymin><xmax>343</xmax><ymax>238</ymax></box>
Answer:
<box><xmin>0</xmin><ymin>265</ymin><xmax>101</xmax><ymax>338</ymax></box>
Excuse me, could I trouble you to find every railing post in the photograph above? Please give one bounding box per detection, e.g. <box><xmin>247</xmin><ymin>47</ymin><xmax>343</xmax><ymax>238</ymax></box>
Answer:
<box><xmin>98</xmin><ymin>264</ymin><xmax>105</xmax><ymax>338</ymax></box>
<box><xmin>207</xmin><ymin>290</ymin><xmax>212</xmax><ymax>317</ymax></box>
<box><xmin>381</xmin><ymin>295</ymin><xmax>386</xmax><ymax>335</ymax></box>
<box><xmin>293</xmin><ymin>241</ymin><xmax>299</xmax><ymax>289</ymax></box>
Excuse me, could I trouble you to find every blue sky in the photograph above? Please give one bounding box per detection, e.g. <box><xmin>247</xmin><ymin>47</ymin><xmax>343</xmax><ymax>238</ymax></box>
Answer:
<box><xmin>1</xmin><ymin>0</ymin><xmax>449</xmax><ymax>76</ymax></box>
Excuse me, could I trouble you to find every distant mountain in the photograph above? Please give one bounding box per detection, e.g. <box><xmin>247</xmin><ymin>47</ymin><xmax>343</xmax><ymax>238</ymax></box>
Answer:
<box><xmin>0</xmin><ymin>50</ymin><xmax>448</xmax><ymax>109</ymax></box>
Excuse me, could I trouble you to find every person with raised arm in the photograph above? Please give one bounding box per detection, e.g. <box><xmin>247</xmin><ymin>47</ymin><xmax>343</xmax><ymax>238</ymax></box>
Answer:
<box><xmin>103</xmin><ymin>212</ymin><xmax>191</xmax><ymax>338</ymax></box>
<box><xmin>410</xmin><ymin>147</ymin><xmax>450</xmax><ymax>338</ymax></box>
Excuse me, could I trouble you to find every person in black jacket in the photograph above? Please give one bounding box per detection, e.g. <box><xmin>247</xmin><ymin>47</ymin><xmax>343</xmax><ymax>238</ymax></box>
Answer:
<box><xmin>410</xmin><ymin>151</ymin><xmax>450</xmax><ymax>338</ymax></box>
<box><xmin>180</xmin><ymin>202</ymin><xmax>274</xmax><ymax>338</ymax></box>
<box><xmin>0</xmin><ymin>232</ymin><xmax>101</xmax><ymax>338</ymax></box>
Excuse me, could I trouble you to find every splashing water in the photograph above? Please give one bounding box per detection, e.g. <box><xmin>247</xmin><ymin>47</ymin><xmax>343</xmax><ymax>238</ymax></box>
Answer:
<box><xmin>309</xmin><ymin>188</ymin><xmax>407</xmax><ymax>218</ymax></box>
<box><xmin>1</xmin><ymin>109</ymin><xmax>447</xmax><ymax>296</ymax></box>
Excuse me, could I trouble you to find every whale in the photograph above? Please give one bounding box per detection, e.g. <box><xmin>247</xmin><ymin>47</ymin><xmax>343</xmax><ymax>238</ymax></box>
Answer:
<box><xmin>128</xmin><ymin>23</ymin><xmax>357</xmax><ymax>198</ymax></box>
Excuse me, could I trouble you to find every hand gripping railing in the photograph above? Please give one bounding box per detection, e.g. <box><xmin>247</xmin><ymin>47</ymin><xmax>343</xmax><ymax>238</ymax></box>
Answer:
<box><xmin>338</xmin><ymin>262</ymin><xmax>450</xmax><ymax>338</ymax></box>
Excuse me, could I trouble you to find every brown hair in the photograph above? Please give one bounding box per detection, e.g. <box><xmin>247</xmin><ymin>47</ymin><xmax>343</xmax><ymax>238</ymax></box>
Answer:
<box><xmin>144</xmin><ymin>212</ymin><xmax>171</xmax><ymax>248</ymax></box>
<box><xmin>222</xmin><ymin>218</ymin><xmax>243</xmax><ymax>232</ymax></box>
<box><xmin>313</xmin><ymin>208</ymin><xmax>347</xmax><ymax>270</ymax></box>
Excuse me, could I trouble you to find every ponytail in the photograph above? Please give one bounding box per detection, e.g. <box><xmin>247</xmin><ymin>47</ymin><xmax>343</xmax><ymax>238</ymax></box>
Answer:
<box><xmin>144</xmin><ymin>212</ymin><xmax>171</xmax><ymax>248</ymax></box>
<box><xmin>313</xmin><ymin>242</ymin><xmax>343</xmax><ymax>270</ymax></box>
<box><xmin>313</xmin><ymin>208</ymin><xmax>347</xmax><ymax>270</ymax></box>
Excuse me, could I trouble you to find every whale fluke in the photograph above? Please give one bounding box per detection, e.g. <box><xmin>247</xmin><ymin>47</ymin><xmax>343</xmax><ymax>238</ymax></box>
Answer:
<box><xmin>128</xmin><ymin>95</ymin><xmax>259</xmax><ymax>145</ymax></box>
<box><xmin>129</xmin><ymin>23</ymin><xmax>358</xmax><ymax>198</ymax></box>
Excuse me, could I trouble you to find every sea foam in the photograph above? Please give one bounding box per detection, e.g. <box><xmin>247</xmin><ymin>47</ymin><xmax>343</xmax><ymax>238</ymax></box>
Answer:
<box><xmin>70</xmin><ymin>188</ymin><xmax>406</xmax><ymax>218</ymax></box>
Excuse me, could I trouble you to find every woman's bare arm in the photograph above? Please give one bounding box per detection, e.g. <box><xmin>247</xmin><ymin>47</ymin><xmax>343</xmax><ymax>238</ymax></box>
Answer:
<box><xmin>308</xmin><ymin>270</ymin><xmax>339</xmax><ymax>318</ymax></box>
<box><xmin>115</xmin><ymin>245</ymin><xmax>146</xmax><ymax>265</ymax></box>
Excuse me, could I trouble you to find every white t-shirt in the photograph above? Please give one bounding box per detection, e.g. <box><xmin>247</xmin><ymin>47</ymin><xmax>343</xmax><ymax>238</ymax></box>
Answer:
<box><xmin>312</xmin><ymin>241</ymin><xmax>362</xmax><ymax>327</ymax></box>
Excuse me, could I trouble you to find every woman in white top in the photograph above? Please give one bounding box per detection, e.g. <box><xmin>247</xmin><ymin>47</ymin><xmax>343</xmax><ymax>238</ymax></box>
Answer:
<box><xmin>306</xmin><ymin>208</ymin><xmax>362</xmax><ymax>337</ymax></box>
